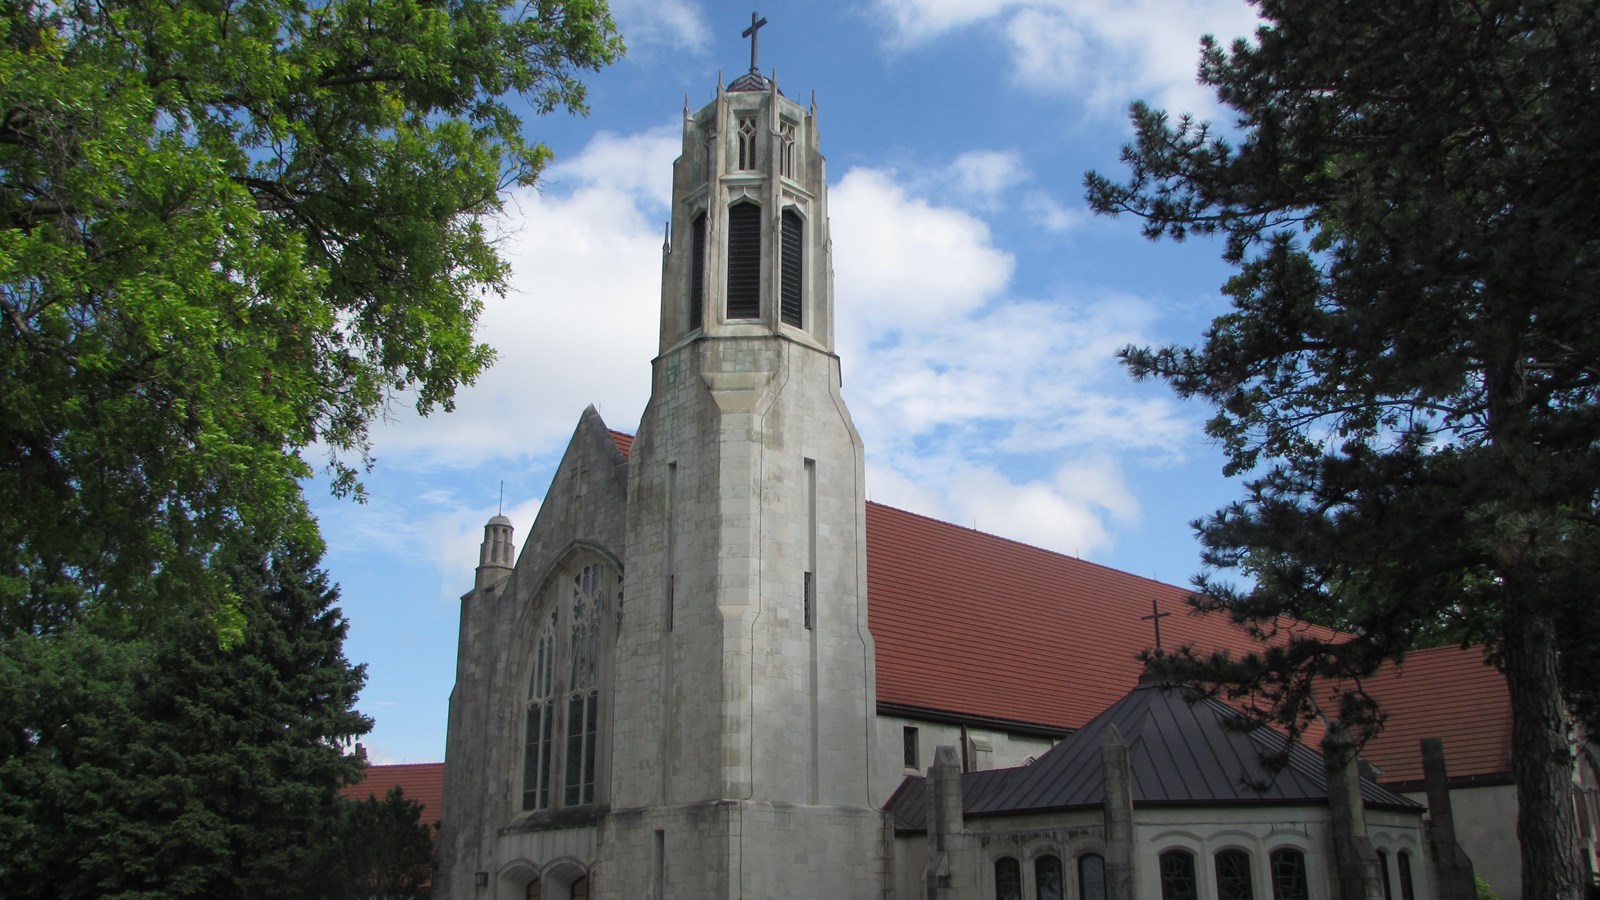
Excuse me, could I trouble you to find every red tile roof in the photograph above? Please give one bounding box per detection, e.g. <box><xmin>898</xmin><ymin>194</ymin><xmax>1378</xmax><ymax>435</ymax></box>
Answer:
<box><xmin>1341</xmin><ymin>645</ymin><xmax>1512</xmax><ymax>784</ymax></box>
<box><xmin>609</xmin><ymin>430</ymin><xmax>633</xmax><ymax>458</ymax></box>
<box><xmin>340</xmin><ymin>762</ymin><xmax>445</xmax><ymax>826</ymax></box>
<box><xmin>866</xmin><ymin>502</ymin><xmax>1341</xmax><ymax>732</ymax></box>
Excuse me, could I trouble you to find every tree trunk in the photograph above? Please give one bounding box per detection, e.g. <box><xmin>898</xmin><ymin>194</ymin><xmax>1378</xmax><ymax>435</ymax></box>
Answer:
<box><xmin>1501</xmin><ymin>582</ymin><xmax>1584</xmax><ymax>900</ymax></box>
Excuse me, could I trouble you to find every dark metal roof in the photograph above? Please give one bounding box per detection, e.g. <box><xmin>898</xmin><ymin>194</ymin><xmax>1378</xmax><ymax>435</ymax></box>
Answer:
<box><xmin>885</xmin><ymin>672</ymin><xmax>1420</xmax><ymax>834</ymax></box>
<box><xmin>727</xmin><ymin>70</ymin><xmax>781</xmax><ymax>94</ymax></box>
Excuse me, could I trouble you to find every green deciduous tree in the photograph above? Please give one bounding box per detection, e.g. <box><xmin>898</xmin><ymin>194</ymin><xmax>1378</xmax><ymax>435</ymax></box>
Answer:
<box><xmin>1084</xmin><ymin>1</ymin><xmax>1599</xmax><ymax>897</ymax></box>
<box><xmin>320</xmin><ymin>786</ymin><xmax>436</xmax><ymax>900</ymax></box>
<box><xmin>0</xmin><ymin>538</ymin><xmax>371</xmax><ymax>898</ymax></box>
<box><xmin>0</xmin><ymin>0</ymin><xmax>622</xmax><ymax>631</ymax></box>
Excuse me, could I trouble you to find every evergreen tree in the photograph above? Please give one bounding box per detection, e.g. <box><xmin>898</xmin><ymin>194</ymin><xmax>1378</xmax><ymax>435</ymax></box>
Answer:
<box><xmin>0</xmin><ymin>539</ymin><xmax>371</xmax><ymax>898</ymax></box>
<box><xmin>321</xmin><ymin>786</ymin><xmax>436</xmax><ymax>900</ymax></box>
<box><xmin>1085</xmin><ymin>1</ymin><xmax>1599</xmax><ymax>896</ymax></box>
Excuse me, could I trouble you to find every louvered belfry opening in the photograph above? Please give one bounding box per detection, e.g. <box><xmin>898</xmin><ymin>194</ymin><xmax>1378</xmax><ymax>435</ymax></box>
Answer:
<box><xmin>780</xmin><ymin>208</ymin><xmax>803</xmax><ymax>328</ymax></box>
<box><xmin>689</xmin><ymin>212</ymin><xmax>706</xmax><ymax>331</ymax></box>
<box><xmin>726</xmin><ymin>201</ymin><xmax>761</xmax><ymax>319</ymax></box>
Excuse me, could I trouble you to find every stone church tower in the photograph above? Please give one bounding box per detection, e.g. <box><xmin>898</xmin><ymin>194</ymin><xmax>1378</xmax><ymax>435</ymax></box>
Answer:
<box><xmin>438</xmin><ymin>58</ymin><xmax>886</xmax><ymax>899</ymax></box>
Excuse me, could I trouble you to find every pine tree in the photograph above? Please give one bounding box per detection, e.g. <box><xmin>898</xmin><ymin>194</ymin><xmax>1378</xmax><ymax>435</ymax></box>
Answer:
<box><xmin>1085</xmin><ymin>1</ymin><xmax>1599</xmax><ymax>896</ymax></box>
<box><xmin>0</xmin><ymin>539</ymin><xmax>371</xmax><ymax>898</ymax></box>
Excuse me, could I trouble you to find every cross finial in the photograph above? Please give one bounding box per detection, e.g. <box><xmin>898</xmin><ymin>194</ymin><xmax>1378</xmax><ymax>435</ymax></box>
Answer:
<box><xmin>742</xmin><ymin>11</ymin><xmax>768</xmax><ymax>74</ymax></box>
<box><xmin>1141</xmin><ymin>597</ymin><xmax>1172</xmax><ymax>653</ymax></box>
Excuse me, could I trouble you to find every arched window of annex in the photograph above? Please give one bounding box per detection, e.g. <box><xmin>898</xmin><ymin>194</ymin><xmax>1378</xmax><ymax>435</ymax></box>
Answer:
<box><xmin>1268</xmin><ymin>847</ymin><xmax>1309</xmax><ymax>900</ymax></box>
<box><xmin>992</xmin><ymin>855</ymin><xmax>1022</xmax><ymax>900</ymax></box>
<box><xmin>779</xmin><ymin>207</ymin><xmax>803</xmax><ymax>328</ymax></box>
<box><xmin>1213</xmin><ymin>847</ymin><xmax>1254</xmax><ymax>900</ymax></box>
<box><xmin>1032</xmin><ymin>852</ymin><xmax>1064</xmax><ymax>900</ymax></box>
<box><xmin>1077</xmin><ymin>852</ymin><xmax>1106</xmax><ymax>900</ymax></box>
<box><xmin>1376</xmin><ymin>848</ymin><xmax>1394</xmax><ymax>900</ymax></box>
<box><xmin>1158</xmin><ymin>848</ymin><xmax>1198</xmax><ymax>900</ymax></box>
<box><xmin>1396</xmin><ymin>849</ymin><xmax>1417</xmax><ymax>900</ymax></box>
<box><xmin>518</xmin><ymin>545</ymin><xmax>621</xmax><ymax>814</ymax></box>
<box><xmin>725</xmin><ymin>201</ymin><xmax>761</xmax><ymax>320</ymax></box>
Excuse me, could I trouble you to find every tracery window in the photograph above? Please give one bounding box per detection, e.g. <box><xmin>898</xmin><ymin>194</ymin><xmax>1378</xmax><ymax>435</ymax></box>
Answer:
<box><xmin>993</xmin><ymin>857</ymin><xmax>1022</xmax><ymax>900</ymax></box>
<box><xmin>1159</xmin><ymin>849</ymin><xmax>1198</xmax><ymax>900</ymax></box>
<box><xmin>1269</xmin><ymin>848</ymin><xmax>1309</xmax><ymax>900</ymax></box>
<box><xmin>736</xmin><ymin>116</ymin><xmax>758</xmax><ymax>170</ymax></box>
<box><xmin>1078</xmin><ymin>853</ymin><xmax>1106</xmax><ymax>900</ymax></box>
<box><xmin>779</xmin><ymin>121</ymin><xmax>796</xmax><ymax>178</ymax></box>
<box><xmin>565</xmin><ymin>563</ymin><xmax>605</xmax><ymax>806</ymax></box>
<box><xmin>520</xmin><ymin>558</ymin><xmax>617</xmax><ymax>813</ymax></box>
<box><xmin>1215</xmin><ymin>849</ymin><xmax>1255</xmax><ymax>900</ymax></box>
<box><xmin>522</xmin><ymin>612</ymin><xmax>557</xmax><ymax>810</ymax></box>
<box><xmin>1035</xmin><ymin>854</ymin><xmax>1063</xmax><ymax>900</ymax></box>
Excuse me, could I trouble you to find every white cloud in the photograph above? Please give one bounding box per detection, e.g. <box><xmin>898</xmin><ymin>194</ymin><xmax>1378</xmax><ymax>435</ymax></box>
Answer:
<box><xmin>609</xmin><ymin>0</ymin><xmax>710</xmax><ymax>53</ymax></box>
<box><xmin>369</xmin><ymin>125</ymin><xmax>680</xmax><ymax>466</ymax></box>
<box><xmin>871</xmin><ymin>0</ymin><xmax>1263</xmax><ymax>117</ymax></box>
<box><xmin>830</xmin><ymin>164</ymin><xmax>1193</xmax><ymax>557</ymax></box>
<box><xmin>829</xmin><ymin>167</ymin><xmax>1014</xmax><ymax>334</ymax></box>
<box><xmin>946</xmin><ymin>150</ymin><xmax>1029</xmax><ymax>209</ymax></box>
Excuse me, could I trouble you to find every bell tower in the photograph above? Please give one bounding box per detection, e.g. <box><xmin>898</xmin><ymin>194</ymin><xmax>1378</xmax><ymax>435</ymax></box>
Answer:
<box><xmin>598</xmin><ymin>30</ymin><xmax>886</xmax><ymax>899</ymax></box>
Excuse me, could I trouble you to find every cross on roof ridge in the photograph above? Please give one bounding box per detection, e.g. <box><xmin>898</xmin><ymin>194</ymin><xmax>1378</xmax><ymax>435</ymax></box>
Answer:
<box><xmin>742</xmin><ymin>11</ymin><xmax>768</xmax><ymax>74</ymax></box>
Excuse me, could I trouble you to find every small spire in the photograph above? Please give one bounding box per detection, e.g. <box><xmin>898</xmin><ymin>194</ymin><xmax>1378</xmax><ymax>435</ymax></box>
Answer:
<box><xmin>717</xmin><ymin>70</ymin><xmax>724</xmax><ymax>93</ymax></box>
<box><xmin>683</xmin><ymin>93</ymin><xmax>690</xmax><ymax>117</ymax></box>
<box><xmin>662</xmin><ymin>220</ymin><xmax>670</xmax><ymax>251</ymax></box>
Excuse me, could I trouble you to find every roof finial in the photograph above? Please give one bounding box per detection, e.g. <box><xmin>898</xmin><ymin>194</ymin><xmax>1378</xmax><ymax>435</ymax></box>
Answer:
<box><xmin>742</xmin><ymin>11</ymin><xmax>768</xmax><ymax>74</ymax></box>
<box><xmin>498</xmin><ymin>480</ymin><xmax>504</xmax><ymax>516</ymax></box>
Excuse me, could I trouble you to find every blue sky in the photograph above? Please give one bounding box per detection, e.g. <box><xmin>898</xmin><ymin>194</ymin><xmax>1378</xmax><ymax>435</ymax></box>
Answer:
<box><xmin>310</xmin><ymin>0</ymin><xmax>1271</xmax><ymax>764</ymax></box>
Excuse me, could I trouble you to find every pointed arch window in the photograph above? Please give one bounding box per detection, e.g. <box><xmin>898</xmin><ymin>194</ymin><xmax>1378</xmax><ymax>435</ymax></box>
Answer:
<box><xmin>726</xmin><ymin>201</ymin><xmax>761</xmax><ymax>319</ymax></box>
<box><xmin>689</xmin><ymin>212</ymin><xmax>706</xmax><ymax>332</ymax></box>
<box><xmin>565</xmin><ymin>563</ymin><xmax>604</xmax><ymax>806</ymax></box>
<box><xmin>522</xmin><ymin>611</ymin><xmax>557</xmax><ymax>810</ymax></box>
<box><xmin>779</xmin><ymin>121</ymin><xmax>797</xmax><ymax>178</ymax></box>
<box><xmin>736</xmin><ymin>116</ymin><xmax>758</xmax><ymax>170</ymax></box>
<box><xmin>780</xmin><ymin>208</ymin><xmax>802</xmax><ymax>328</ymax></box>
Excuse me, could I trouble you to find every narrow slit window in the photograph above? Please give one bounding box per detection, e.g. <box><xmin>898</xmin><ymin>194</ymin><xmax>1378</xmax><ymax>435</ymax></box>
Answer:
<box><xmin>902</xmin><ymin>725</ymin><xmax>918</xmax><ymax>769</ymax></box>
<box><xmin>780</xmin><ymin>208</ymin><xmax>802</xmax><ymax>328</ymax></box>
<box><xmin>689</xmin><ymin>214</ymin><xmax>706</xmax><ymax>332</ymax></box>
<box><xmin>726</xmin><ymin>202</ymin><xmax>761</xmax><ymax>319</ymax></box>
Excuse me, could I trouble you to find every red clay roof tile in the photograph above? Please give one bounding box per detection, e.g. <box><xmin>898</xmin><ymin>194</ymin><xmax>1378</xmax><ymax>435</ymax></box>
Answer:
<box><xmin>340</xmin><ymin>762</ymin><xmax>445</xmax><ymax>826</ymax></box>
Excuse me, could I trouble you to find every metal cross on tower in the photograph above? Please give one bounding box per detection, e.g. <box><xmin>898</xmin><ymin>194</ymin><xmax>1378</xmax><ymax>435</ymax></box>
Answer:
<box><xmin>742</xmin><ymin>11</ymin><xmax>768</xmax><ymax>73</ymax></box>
<box><xmin>1141</xmin><ymin>597</ymin><xmax>1172</xmax><ymax>653</ymax></box>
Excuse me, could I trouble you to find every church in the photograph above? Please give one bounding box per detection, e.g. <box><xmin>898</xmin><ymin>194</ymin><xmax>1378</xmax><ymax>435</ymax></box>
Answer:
<box><xmin>431</xmin><ymin>46</ymin><xmax>1600</xmax><ymax>900</ymax></box>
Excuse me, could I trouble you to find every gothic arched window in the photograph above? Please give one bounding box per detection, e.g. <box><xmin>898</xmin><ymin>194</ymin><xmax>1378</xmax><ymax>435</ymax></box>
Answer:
<box><xmin>736</xmin><ymin>116</ymin><xmax>757</xmax><ymax>170</ymax></box>
<box><xmin>520</xmin><ymin>557</ymin><xmax>617</xmax><ymax>813</ymax></box>
<box><xmin>779</xmin><ymin>121</ymin><xmax>796</xmax><ymax>178</ymax></box>
<box><xmin>1269</xmin><ymin>848</ymin><xmax>1308</xmax><ymax>900</ymax></box>
<box><xmin>1035</xmin><ymin>854</ymin><xmax>1063</xmax><ymax>900</ymax></box>
<box><xmin>565</xmin><ymin>563</ymin><xmax>605</xmax><ymax>806</ymax></box>
<box><xmin>522</xmin><ymin>612</ymin><xmax>557</xmax><ymax>810</ymax></box>
<box><xmin>1215</xmin><ymin>849</ymin><xmax>1254</xmax><ymax>900</ymax></box>
<box><xmin>1159</xmin><ymin>849</ymin><xmax>1198</xmax><ymax>900</ymax></box>
<box><xmin>726</xmin><ymin>201</ymin><xmax>761</xmax><ymax>319</ymax></box>
<box><xmin>780</xmin><ymin>208</ymin><xmax>802</xmax><ymax>327</ymax></box>
<box><xmin>993</xmin><ymin>857</ymin><xmax>1021</xmax><ymax>900</ymax></box>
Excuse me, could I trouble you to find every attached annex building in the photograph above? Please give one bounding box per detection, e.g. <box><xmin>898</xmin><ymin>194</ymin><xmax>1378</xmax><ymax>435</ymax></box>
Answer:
<box><xmin>435</xmin><ymin>65</ymin><xmax>1600</xmax><ymax>900</ymax></box>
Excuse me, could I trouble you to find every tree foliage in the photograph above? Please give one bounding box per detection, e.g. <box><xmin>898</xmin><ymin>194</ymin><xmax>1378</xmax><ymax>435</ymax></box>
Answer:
<box><xmin>1085</xmin><ymin>1</ymin><xmax>1598</xmax><ymax>896</ymax></box>
<box><xmin>0</xmin><ymin>538</ymin><xmax>371</xmax><ymax>898</ymax></box>
<box><xmin>319</xmin><ymin>786</ymin><xmax>436</xmax><ymax>900</ymax></box>
<box><xmin>0</xmin><ymin>0</ymin><xmax>622</xmax><ymax>630</ymax></box>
